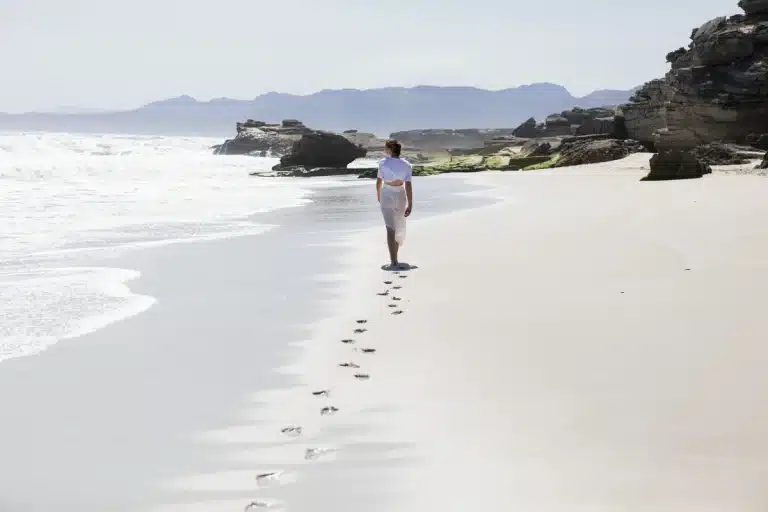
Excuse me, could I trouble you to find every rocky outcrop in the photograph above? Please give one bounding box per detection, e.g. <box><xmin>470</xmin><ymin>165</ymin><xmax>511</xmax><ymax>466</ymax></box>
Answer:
<box><xmin>511</xmin><ymin>118</ymin><xmax>539</xmax><ymax>138</ymax></box>
<box><xmin>512</xmin><ymin>107</ymin><xmax>618</xmax><ymax>139</ymax></box>
<box><xmin>273</xmin><ymin>131</ymin><xmax>367</xmax><ymax>171</ymax></box>
<box><xmin>620</xmin><ymin>2</ymin><xmax>768</xmax><ymax>149</ymax></box>
<box><xmin>390</xmin><ymin>128</ymin><xmax>519</xmax><ymax>151</ymax></box>
<box><xmin>756</xmin><ymin>152</ymin><xmax>768</xmax><ymax>168</ymax></box>
<box><xmin>553</xmin><ymin>139</ymin><xmax>646</xmax><ymax>168</ymax></box>
<box><xmin>690</xmin><ymin>143</ymin><xmax>756</xmax><ymax>165</ymax></box>
<box><xmin>214</xmin><ymin>119</ymin><xmax>313</xmax><ymax>156</ymax></box>
<box><xmin>519</xmin><ymin>139</ymin><xmax>554</xmax><ymax>157</ymax></box>
<box><xmin>643</xmin><ymin>151</ymin><xmax>712</xmax><ymax>180</ymax></box>
<box><xmin>410</xmin><ymin>154</ymin><xmax>553</xmax><ymax>175</ymax></box>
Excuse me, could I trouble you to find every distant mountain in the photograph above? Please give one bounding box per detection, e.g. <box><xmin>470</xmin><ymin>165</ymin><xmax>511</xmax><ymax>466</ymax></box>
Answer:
<box><xmin>0</xmin><ymin>84</ymin><xmax>636</xmax><ymax>137</ymax></box>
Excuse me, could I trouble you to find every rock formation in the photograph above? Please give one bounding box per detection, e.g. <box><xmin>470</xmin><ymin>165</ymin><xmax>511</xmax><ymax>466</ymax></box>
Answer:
<box><xmin>214</xmin><ymin>119</ymin><xmax>313</xmax><ymax>156</ymax></box>
<box><xmin>275</xmin><ymin>131</ymin><xmax>367</xmax><ymax>171</ymax></box>
<box><xmin>553</xmin><ymin>139</ymin><xmax>646</xmax><ymax>168</ymax></box>
<box><xmin>390</xmin><ymin>128</ymin><xmax>519</xmax><ymax>152</ymax></box>
<box><xmin>512</xmin><ymin>107</ymin><xmax>618</xmax><ymax>138</ymax></box>
<box><xmin>690</xmin><ymin>143</ymin><xmax>756</xmax><ymax>165</ymax></box>
<box><xmin>757</xmin><ymin>152</ymin><xmax>768</xmax><ymax>169</ymax></box>
<box><xmin>621</xmin><ymin>1</ymin><xmax>768</xmax><ymax>149</ymax></box>
<box><xmin>642</xmin><ymin>151</ymin><xmax>713</xmax><ymax>180</ymax></box>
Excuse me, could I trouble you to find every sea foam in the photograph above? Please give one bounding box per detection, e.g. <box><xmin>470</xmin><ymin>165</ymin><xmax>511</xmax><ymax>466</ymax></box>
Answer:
<box><xmin>0</xmin><ymin>131</ymin><xmax>348</xmax><ymax>362</ymax></box>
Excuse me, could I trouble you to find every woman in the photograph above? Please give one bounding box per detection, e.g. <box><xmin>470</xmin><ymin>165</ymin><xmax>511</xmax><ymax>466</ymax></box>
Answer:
<box><xmin>376</xmin><ymin>139</ymin><xmax>413</xmax><ymax>270</ymax></box>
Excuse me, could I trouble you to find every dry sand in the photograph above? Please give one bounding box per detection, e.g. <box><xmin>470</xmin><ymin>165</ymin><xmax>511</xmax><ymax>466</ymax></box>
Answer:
<box><xmin>158</xmin><ymin>154</ymin><xmax>768</xmax><ymax>511</ymax></box>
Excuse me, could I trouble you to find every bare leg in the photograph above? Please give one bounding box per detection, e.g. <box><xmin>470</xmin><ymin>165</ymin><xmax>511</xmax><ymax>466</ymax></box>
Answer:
<box><xmin>386</xmin><ymin>228</ymin><xmax>399</xmax><ymax>267</ymax></box>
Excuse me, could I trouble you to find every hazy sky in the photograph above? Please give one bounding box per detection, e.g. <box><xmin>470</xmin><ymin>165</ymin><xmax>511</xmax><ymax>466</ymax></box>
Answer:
<box><xmin>0</xmin><ymin>0</ymin><xmax>739</xmax><ymax>112</ymax></box>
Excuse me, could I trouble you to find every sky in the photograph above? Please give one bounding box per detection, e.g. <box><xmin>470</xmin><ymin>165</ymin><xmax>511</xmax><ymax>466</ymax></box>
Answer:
<box><xmin>0</xmin><ymin>0</ymin><xmax>740</xmax><ymax>112</ymax></box>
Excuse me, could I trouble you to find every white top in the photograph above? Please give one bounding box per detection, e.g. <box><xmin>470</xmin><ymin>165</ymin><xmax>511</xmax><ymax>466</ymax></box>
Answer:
<box><xmin>377</xmin><ymin>157</ymin><xmax>413</xmax><ymax>182</ymax></box>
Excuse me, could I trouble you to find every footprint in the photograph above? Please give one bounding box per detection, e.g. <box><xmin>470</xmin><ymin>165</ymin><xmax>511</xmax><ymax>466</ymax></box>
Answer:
<box><xmin>393</xmin><ymin>286</ymin><xmax>402</xmax><ymax>290</ymax></box>
<box><xmin>281</xmin><ymin>426</ymin><xmax>303</xmax><ymax>437</ymax></box>
<box><xmin>305</xmin><ymin>447</ymin><xmax>336</xmax><ymax>461</ymax></box>
<box><xmin>360</xmin><ymin>348</ymin><xmax>376</xmax><ymax>354</ymax></box>
<box><xmin>312</xmin><ymin>390</ymin><xmax>330</xmax><ymax>397</ymax></box>
<box><xmin>255</xmin><ymin>472</ymin><xmax>284</xmax><ymax>487</ymax></box>
<box><xmin>356</xmin><ymin>319</ymin><xmax>368</xmax><ymax>324</ymax></box>
<box><xmin>245</xmin><ymin>501</ymin><xmax>278</xmax><ymax>510</ymax></box>
<box><xmin>321</xmin><ymin>406</ymin><xmax>339</xmax><ymax>416</ymax></box>
<box><xmin>341</xmin><ymin>339</ymin><xmax>355</xmax><ymax>344</ymax></box>
<box><xmin>354</xmin><ymin>374</ymin><xmax>371</xmax><ymax>380</ymax></box>
<box><xmin>388</xmin><ymin>304</ymin><xmax>397</xmax><ymax>308</ymax></box>
<box><xmin>392</xmin><ymin>297</ymin><xmax>401</xmax><ymax>301</ymax></box>
<box><xmin>392</xmin><ymin>310</ymin><xmax>404</xmax><ymax>315</ymax></box>
<box><xmin>384</xmin><ymin>281</ymin><xmax>393</xmax><ymax>285</ymax></box>
<box><xmin>354</xmin><ymin>328</ymin><xmax>367</xmax><ymax>334</ymax></box>
<box><xmin>399</xmin><ymin>275</ymin><xmax>407</xmax><ymax>279</ymax></box>
<box><xmin>339</xmin><ymin>362</ymin><xmax>361</xmax><ymax>368</ymax></box>
<box><xmin>377</xmin><ymin>290</ymin><xmax>390</xmax><ymax>296</ymax></box>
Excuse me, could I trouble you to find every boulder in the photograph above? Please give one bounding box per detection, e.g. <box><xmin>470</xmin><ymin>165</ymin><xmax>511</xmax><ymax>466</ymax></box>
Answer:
<box><xmin>643</xmin><ymin>150</ymin><xmax>712</xmax><ymax>180</ymax></box>
<box><xmin>519</xmin><ymin>139</ymin><xmax>553</xmax><ymax>157</ymax></box>
<box><xmin>543</xmin><ymin>115</ymin><xmax>572</xmax><ymax>136</ymax></box>
<box><xmin>738</xmin><ymin>0</ymin><xmax>768</xmax><ymax>15</ymax></box>
<box><xmin>756</xmin><ymin>152</ymin><xmax>768</xmax><ymax>168</ymax></box>
<box><xmin>620</xmin><ymin>3</ymin><xmax>768</xmax><ymax>149</ymax></box>
<box><xmin>690</xmin><ymin>142</ymin><xmax>753</xmax><ymax>165</ymax></box>
<box><xmin>214</xmin><ymin>120</ymin><xmax>312</xmax><ymax>156</ymax></box>
<box><xmin>512</xmin><ymin>117</ymin><xmax>541</xmax><ymax>138</ymax></box>
<box><xmin>275</xmin><ymin>131</ymin><xmax>367</xmax><ymax>170</ymax></box>
<box><xmin>746</xmin><ymin>133</ymin><xmax>768</xmax><ymax>149</ymax></box>
<box><xmin>553</xmin><ymin>139</ymin><xmax>646</xmax><ymax>168</ymax></box>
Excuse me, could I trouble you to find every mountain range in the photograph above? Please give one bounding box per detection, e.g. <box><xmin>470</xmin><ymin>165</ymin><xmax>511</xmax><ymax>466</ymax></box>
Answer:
<box><xmin>0</xmin><ymin>84</ymin><xmax>636</xmax><ymax>137</ymax></box>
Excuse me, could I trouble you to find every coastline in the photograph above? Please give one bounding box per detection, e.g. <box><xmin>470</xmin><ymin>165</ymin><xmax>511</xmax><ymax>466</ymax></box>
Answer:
<box><xmin>0</xmin><ymin>174</ymin><xmax>493</xmax><ymax>512</ymax></box>
<box><xmin>4</xmin><ymin>152</ymin><xmax>768</xmax><ymax>510</ymax></box>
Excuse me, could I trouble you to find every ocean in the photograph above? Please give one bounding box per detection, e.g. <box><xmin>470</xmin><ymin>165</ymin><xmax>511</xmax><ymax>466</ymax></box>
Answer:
<box><xmin>0</xmin><ymin>132</ymin><xmax>371</xmax><ymax>363</ymax></box>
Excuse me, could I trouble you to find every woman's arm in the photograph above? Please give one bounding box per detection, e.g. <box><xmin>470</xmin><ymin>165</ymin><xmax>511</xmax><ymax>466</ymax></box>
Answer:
<box><xmin>405</xmin><ymin>181</ymin><xmax>413</xmax><ymax>216</ymax></box>
<box><xmin>376</xmin><ymin>178</ymin><xmax>382</xmax><ymax>203</ymax></box>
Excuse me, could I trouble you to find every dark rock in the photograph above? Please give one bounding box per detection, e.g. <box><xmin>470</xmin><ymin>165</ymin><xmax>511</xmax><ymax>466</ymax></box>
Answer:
<box><xmin>514</xmin><ymin>107</ymin><xmax>619</xmax><ymax>139</ymax></box>
<box><xmin>690</xmin><ymin>142</ymin><xmax>752</xmax><ymax>165</ymax></box>
<box><xmin>553</xmin><ymin>139</ymin><xmax>646</xmax><ymax>168</ymax></box>
<box><xmin>275</xmin><ymin>131</ymin><xmax>367</xmax><ymax>170</ymax></box>
<box><xmin>512</xmin><ymin>117</ymin><xmax>540</xmax><ymax>138</ymax></box>
<box><xmin>214</xmin><ymin>120</ymin><xmax>312</xmax><ymax>156</ymax></box>
<box><xmin>746</xmin><ymin>133</ymin><xmax>768</xmax><ymax>149</ymax></box>
<box><xmin>575</xmin><ymin>116</ymin><xmax>615</xmax><ymax>136</ymax></box>
<box><xmin>739</xmin><ymin>0</ymin><xmax>768</xmax><ymax>15</ymax></box>
<box><xmin>643</xmin><ymin>150</ymin><xmax>712</xmax><ymax>180</ymax></box>
<box><xmin>519</xmin><ymin>140</ymin><xmax>553</xmax><ymax>157</ymax></box>
<box><xmin>272</xmin><ymin>166</ymin><xmax>375</xmax><ymax>178</ymax></box>
<box><xmin>543</xmin><ymin>115</ymin><xmax>572</xmax><ymax>136</ymax></box>
<box><xmin>756</xmin><ymin>153</ymin><xmax>768</xmax><ymax>168</ymax></box>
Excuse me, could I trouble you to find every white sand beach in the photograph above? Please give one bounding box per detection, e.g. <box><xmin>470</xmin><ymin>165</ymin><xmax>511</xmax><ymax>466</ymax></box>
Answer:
<box><xmin>213</xmin><ymin>153</ymin><xmax>768</xmax><ymax>512</ymax></box>
<box><xmin>6</xmin><ymin>152</ymin><xmax>768</xmax><ymax>512</ymax></box>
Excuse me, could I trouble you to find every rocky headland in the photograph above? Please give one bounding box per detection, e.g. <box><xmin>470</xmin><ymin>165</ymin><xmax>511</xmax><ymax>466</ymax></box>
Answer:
<box><xmin>619</xmin><ymin>0</ymin><xmax>768</xmax><ymax>178</ymax></box>
<box><xmin>216</xmin><ymin>2</ymin><xmax>768</xmax><ymax>182</ymax></box>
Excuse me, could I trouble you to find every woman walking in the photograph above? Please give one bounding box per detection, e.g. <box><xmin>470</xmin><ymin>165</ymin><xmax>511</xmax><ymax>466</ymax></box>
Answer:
<box><xmin>376</xmin><ymin>139</ymin><xmax>413</xmax><ymax>270</ymax></box>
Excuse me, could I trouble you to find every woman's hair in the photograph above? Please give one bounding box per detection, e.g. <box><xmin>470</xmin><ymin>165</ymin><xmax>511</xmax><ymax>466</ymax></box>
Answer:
<box><xmin>385</xmin><ymin>139</ymin><xmax>402</xmax><ymax>158</ymax></box>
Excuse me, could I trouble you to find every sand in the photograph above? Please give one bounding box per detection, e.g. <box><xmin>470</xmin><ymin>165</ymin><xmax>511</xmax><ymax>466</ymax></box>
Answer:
<box><xmin>153</xmin><ymin>154</ymin><xmax>768</xmax><ymax>511</ymax></box>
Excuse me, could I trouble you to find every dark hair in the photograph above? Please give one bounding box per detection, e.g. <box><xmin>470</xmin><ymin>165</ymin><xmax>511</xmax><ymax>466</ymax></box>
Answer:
<box><xmin>385</xmin><ymin>139</ymin><xmax>402</xmax><ymax>158</ymax></box>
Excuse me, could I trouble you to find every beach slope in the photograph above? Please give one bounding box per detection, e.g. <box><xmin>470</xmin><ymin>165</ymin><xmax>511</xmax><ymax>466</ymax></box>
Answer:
<box><xmin>341</xmin><ymin>155</ymin><xmax>768</xmax><ymax>511</ymax></box>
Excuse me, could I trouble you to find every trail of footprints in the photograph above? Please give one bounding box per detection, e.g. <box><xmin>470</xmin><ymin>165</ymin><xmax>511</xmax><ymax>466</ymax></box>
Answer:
<box><xmin>247</xmin><ymin>270</ymin><xmax>411</xmax><ymax>510</ymax></box>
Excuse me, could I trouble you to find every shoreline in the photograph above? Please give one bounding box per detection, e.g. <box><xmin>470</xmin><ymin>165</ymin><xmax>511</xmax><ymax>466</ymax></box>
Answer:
<box><xmin>0</xmin><ymin>174</ymin><xmax>493</xmax><ymax>512</ymax></box>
